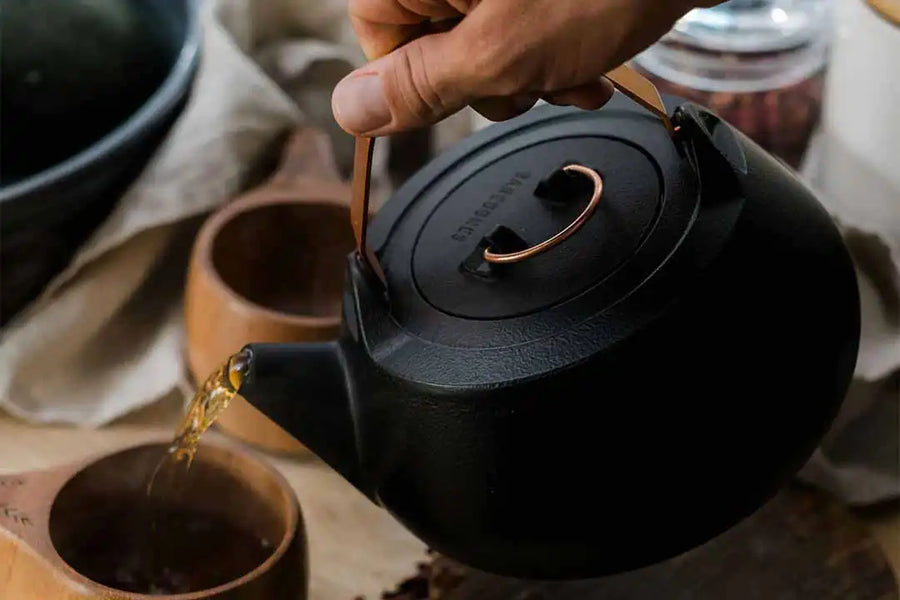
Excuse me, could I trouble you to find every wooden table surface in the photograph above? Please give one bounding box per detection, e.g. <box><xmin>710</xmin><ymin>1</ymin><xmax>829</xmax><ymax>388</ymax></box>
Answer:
<box><xmin>1</xmin><ymin>394</ymin><xmax>898</xmax><ymax>599</ymax></box>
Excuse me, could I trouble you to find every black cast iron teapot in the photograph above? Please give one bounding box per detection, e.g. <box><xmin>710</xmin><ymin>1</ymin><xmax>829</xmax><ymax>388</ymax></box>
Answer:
<box><xmin>236</xmin><ymin>92</ymin><xmax>860</xmax><ymax>579</ymax></box>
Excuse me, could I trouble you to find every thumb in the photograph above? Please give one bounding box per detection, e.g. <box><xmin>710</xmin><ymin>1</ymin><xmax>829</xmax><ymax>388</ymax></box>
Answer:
<box><xmin>332</xmin><ymin>30</ymin><xmax>476</xmax><ymax>136</ymax></box>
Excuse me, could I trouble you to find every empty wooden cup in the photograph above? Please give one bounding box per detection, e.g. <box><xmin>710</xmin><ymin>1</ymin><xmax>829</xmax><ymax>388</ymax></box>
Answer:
<box><xmin>0</xmin><ymin>439</ymin><xmax>307</xmax><ymax>599</ymax></box>
<box><xmin>185</xmin><ymin>127</ymin><xmax>359</xmax><ymax>455</ymax></box>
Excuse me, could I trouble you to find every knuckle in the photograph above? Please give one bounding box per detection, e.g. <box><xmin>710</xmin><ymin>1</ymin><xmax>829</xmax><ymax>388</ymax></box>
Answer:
<box><xmin>385</xmin><ymin>43</ymin><xmax>449</xmax><ymax>125</ymax></box>
<box><xmin>464</xmin><ymin>34</ymin><xmax>522</xmax><ymax>95</ymax></box>
<box><xmin>459</xmin><ymin>22</ymin><xmax>542</xmax><ymax>97</ymax></box>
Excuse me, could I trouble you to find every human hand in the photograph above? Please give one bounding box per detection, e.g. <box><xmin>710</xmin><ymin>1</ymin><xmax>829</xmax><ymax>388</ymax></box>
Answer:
<box><xmin>331</xmin><ymin>0</ymin><xmax>722</xmax><ymax>136</ymax></box>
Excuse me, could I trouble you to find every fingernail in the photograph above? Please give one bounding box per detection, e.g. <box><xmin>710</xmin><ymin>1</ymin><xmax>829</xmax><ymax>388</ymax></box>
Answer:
<box><xmin>332</xmin><ymin>73</ymin><xmax>391</xmax><ymax>135</ymax></box>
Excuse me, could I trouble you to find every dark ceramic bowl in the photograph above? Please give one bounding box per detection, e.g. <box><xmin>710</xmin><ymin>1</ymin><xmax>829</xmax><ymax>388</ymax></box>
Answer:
<box><xmin>0</xmin><ymin>0</ymin><xmax>201</xmax><ymax>324</ymax></box>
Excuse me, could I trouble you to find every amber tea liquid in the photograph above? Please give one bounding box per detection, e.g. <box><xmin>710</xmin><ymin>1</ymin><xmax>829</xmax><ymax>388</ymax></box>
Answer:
<box><xmin>145</xmin><ymin>349</ymin><xmax>250</xmax><ymax>509</ymax></box>
<box><xmin>60</xmin><ymin>499</ymin><xmax>273</xmax><ymax>594</ymax></box>
<box><xmin>163</xmin><ymin>349</ymin><xmax>250</xmax><ymax>467</ymax></box>
<box><xmin>130</xmin><ymin>350</ymin><xmax>259</xmax><ymax>594</ymax></box>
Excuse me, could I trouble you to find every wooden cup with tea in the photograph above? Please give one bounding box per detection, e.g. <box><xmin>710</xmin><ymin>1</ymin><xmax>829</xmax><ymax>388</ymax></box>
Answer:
<box><xmin>0</xmin><ymin>440</ymin><xmax>306</xmax><ymax>599</ymax></box>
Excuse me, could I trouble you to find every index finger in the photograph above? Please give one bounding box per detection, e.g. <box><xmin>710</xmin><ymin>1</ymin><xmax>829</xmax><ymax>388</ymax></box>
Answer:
<box><xmin>349</xmin><ymin>0</ymin><xmax>473</xmax><ymax>59</ymax></box>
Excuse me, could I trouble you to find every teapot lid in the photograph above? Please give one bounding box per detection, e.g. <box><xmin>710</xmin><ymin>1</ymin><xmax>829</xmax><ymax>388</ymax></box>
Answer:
<box><xmin>411</xmin><ymin>132</ymin><xmax>663</xmax><ymax>319</ymax></box>
<box><xmin>372</xmin><ymin>95</ymin><xmax>699</xmax><ymax>330</ymax></box>
<box><xmin>356</xmin><ymin>94</ymin><xmax>754</xmax><ymax>389</ymax></box>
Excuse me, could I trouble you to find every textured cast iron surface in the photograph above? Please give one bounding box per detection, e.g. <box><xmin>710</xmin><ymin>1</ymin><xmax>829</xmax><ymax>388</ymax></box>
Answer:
<box><xmin>240</xmin><ymin>97</ymin><xmax>861</xmax><ymax>579</ymax></box>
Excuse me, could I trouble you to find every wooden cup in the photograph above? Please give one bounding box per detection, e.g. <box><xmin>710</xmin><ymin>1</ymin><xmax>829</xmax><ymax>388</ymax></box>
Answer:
<box><xmin>0</xmin><ymin>439</ymin><xmax>307</xmax><ymax>599</ymax></box>
<box><xmin>185</xmin><ymin>127</ymin><xmax>358</xmax><ymax>455</ymax></box>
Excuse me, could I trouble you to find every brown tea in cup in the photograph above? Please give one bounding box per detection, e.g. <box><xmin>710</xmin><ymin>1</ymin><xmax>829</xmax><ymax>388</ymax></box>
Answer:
<box><xmin>54</xmin><ymin>502</ymin><xmax>271</xmax><ymax>594</ymax></box>
<box><xmin>36</xmin><ymin>442</ymin><xmax>306</xmax><ymax>598</ymax></box>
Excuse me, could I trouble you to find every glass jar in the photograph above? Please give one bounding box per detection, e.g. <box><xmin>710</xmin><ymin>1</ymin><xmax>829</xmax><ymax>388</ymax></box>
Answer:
<box><xmin>633</xmin><ymin>0</ymin><xmax>831</xmax><ymax>168</ymax></box>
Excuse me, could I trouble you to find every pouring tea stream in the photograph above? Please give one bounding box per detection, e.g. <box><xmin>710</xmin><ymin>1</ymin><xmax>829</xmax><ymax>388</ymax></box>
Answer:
<box><xmin>224</xmin><ymin>68</ymin><xmax>860</xmax><ymax>579</ymax></box>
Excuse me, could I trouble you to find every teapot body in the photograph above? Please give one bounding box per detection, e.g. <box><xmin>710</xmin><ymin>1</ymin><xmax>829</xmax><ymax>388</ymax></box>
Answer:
<box><xmin>341</xmin><ymin>99</ymin><xmax>859</xmax><ymax>578</ymax></box>
<box><xmin>241</xmin><ymin>97</ymin><xmax>860</xmax><ymax>579</ymax></box>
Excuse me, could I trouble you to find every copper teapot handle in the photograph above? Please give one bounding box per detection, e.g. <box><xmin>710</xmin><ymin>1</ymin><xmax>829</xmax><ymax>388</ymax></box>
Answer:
<box><xmin>605</xmin><ymin>65</ymin><xmax>674</xmax><ymax>135</ymax></box>
<box><xmin>350</xmin><ymin>136</ymin><xmax>386</xmax><ymax>285</ymax></box>
<box><xmin>483</xmin><ymin>165</ymin><xmax>604</xmax><ymax>264</ymax></box>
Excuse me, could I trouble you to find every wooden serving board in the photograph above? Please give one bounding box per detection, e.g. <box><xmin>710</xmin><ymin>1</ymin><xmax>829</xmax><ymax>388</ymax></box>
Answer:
<box><xmin>388</xmin><ymin>485</ymin><xmax>898</xmax><ymax>600</ymax></box>
<box><xmin>1</xmin><ymin>400</ymin><xmax>898</xmax><ymax>600</ymax></box>
<box><xmin>0</xmin><ymin>397</ymin><xmax>428</xmax><ymax>600</ymax></box>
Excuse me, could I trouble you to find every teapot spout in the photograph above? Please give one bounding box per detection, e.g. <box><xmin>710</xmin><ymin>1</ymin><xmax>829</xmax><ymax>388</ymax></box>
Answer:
<box><xmin>237</xmin><ymin>342</ymin><xmax>364</xmax><ymax>491</ymax></box>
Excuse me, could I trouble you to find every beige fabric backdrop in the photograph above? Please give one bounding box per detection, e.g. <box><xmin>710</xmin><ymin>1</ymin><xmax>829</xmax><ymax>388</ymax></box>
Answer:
<box><xmin>0</xmin><ymin>0</ymin><xmax>389</xmax><ymax>426</ymax></box>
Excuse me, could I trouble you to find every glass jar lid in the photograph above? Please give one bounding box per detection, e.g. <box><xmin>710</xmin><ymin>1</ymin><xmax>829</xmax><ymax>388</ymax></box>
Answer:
<box><xmin>633</xmin><ymin>0</ymin><xmax>831</xmax><ymax>92</ymax></box>
<box><xmin>672</xmin><ymin>0</ymin><xmax>830</xmax><ymax>53</ymax></box>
